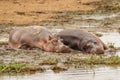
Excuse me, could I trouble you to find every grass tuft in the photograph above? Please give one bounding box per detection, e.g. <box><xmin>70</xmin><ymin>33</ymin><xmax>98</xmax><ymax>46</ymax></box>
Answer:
<box><xmin>66</xmin><ymin>54</ymin><xmax>120</xmax><ymax>66</ymax></box>
<box><xmin>0</xmin><ymin>63</ymin><xmax>45</xmax><ymax>73</ymax></box>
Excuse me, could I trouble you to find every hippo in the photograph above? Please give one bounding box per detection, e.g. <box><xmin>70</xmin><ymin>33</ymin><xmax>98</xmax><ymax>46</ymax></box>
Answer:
<box><xmin>56</xmin><ymin>29</ymin><xmax>108</xmax><ymax>54</ymax></box>
<box><xmin>8</xmin><ymin>27</ymin><xmax>71</xmax><ymax>53</ymax></box>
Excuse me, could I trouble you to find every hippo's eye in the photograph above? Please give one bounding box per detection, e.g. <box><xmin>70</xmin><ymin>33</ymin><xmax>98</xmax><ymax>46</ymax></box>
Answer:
<box><xmin>94</xmin><ymin>42</ymin><xmax>97</xmax><ymax>44</ymax></box>
<box><xmin>83</xmin><ymin>45</ymin><xmax>90</xmax><ymax>51</ymax></box>
<box><xmin>52</xmin><ymin>41</ymin><xmax>58</xmax><ymax>45</ymax></box>
<box><xmin>53</xmin><ymin>39</ymin><xmax>58</xmax><ymax>43</ymax></box>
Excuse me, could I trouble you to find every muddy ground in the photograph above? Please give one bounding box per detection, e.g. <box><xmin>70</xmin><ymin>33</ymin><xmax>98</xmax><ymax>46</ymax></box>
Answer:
<box><xmin>0</xmin><ymin>0</ymin><xmax>119</xmax><ymax>26</ymax></box>
<box><xmin>0</xmin><ymin>0</ymin><xmax>120</xmax><ymax>72</ymax></box>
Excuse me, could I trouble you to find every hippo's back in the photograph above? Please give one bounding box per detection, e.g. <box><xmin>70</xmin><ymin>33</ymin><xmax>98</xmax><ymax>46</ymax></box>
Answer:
<box><xmin>57</xmin><ymin>29</ymin><xmax>97</xmax><ymax>40</ymax></box>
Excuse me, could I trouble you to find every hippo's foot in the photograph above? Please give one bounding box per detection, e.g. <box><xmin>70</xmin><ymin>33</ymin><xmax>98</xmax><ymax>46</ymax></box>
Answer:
<box><xmin>5</xmin><ymin>46</ymin><xmax>21</xmax><ymax>51</ymax></box>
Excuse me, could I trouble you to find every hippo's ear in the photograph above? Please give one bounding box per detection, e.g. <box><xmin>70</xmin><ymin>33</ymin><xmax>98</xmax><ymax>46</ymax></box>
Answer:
<box><xmin>60</xmin><ymin>39</ymin><xmax>63</xmax><ymax>42</ymax></box>
<box><xmin>83</xmin><ymin>44</ymin><xmax>91</xmax><ymax>51</ymax></box>
<box><xmin>47</xmin><ymin>36</ymin><xmax>52</xmax><ymax>41</ymax></box>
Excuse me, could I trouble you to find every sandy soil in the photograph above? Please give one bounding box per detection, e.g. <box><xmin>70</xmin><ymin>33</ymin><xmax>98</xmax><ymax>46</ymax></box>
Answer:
<box><xmin>0</xmin><ymin>0</ymin><xmax>102</xmax><ymax>25</ymax></box>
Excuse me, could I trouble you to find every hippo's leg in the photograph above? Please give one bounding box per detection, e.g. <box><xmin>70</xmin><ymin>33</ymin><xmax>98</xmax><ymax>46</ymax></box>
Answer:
<box><xmin>99</xmin><ymin>40</ymin><xmax>108</xmax><ymax>50</ymax></box>
<box><xmin>103</xmin><ymin>43</ymin><xmax>108</xmax><ymax>50</ymax></box>
<box><xmin>8</xmin><ymin>42</ymin><xmax>22</xmax><ymax>50</ymax></box>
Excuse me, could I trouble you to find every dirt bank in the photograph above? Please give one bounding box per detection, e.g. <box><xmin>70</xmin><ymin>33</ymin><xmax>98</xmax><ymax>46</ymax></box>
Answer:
<box><xmin>0</xmin><ymin>0</ymin><xmax>120</xmax><ymax>25</ymax></box>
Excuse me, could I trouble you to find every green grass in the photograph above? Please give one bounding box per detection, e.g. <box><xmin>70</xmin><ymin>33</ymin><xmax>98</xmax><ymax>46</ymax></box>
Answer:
<box><xmin>39</xmin><ymin>57</ymin><xmax>58</xmax><ymax>65</ymax></box>
<box><xmin>108</xmin><ymin>43</ymin><xmax>115</xmax><ymax>48</ymax></box>
<box><xmin>116</xmin><ymin>3</ymin><xmax>120</xmax><ymax>8</ymax></box>
<box><xmin>0</xmin><ymin>63</ymin><xmax>45</xmax><ymax>73</ymax></box>
<box><xmin>66</xmin><ymin>55</ymin><xmax>120</xmax><ymax>66</ymax></box>
<box><xmin>84</xmin><ymin>55</ymin><xmax>120</xmax><ymax>65</ymax></box>
<box><xmin>0</xmin><ymin>63</ymin><xmax>28</xmax><ymax>73</ymax></box>
<box><xmin>1</xmin><ymin>54</ymin><xmax>120</xmax><ymax>73</ymax></box>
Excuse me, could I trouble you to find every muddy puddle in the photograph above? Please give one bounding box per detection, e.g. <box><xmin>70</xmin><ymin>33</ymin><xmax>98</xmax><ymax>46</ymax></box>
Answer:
<box><xmin>44</xmin><ymin>12</ymin><xmax>120</xmax><ymax>29</ymax></box>
<box><xmin>100</xmin><ymin>31</ymin><xmax>120</xmax><ymax>57</ymax></box>
<box><xmin>75</xmin><ymin>13</ymin><xmax>120</xmax><ymax>20</ymax></box>
<box><xmin>100</xmin><ymin>32</ymin><xmax>120</xmax><ymax>48</ymax></box>
<box><xmin>70</xmin><ymin>12</ymin><xmax>120</xmax><ymax>28</ymax></box>
<box><xmin>1</xmin><ymin>66</ymin><xmax>120</xmax><ymax>80</ymax></box>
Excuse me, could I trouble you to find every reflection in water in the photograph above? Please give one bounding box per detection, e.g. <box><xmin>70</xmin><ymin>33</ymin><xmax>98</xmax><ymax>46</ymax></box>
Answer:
<box><xmin>1</xmin><ymin>67</ymin><xmax>120</xmax><ymax>80</ymax></box>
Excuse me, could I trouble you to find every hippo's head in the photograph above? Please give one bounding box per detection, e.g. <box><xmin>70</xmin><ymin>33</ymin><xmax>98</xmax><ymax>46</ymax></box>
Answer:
<box><xmin>83</xmin><ymin>40</ymin><xmax>104</xmax><ymax>54</ymax></box>
<box><xmin>40</xmin><ymin>36</ymin><xmax>71</xmax><ymax>53</ymax></box>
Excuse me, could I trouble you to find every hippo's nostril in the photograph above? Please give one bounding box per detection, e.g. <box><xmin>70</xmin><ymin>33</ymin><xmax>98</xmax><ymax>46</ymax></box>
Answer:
<box><xmin>56</xmin><ymin>45</ymin><xmax>71</xmax><ymax>53</ymax></box>
<box><xmin>90</xmin><ymin>48</ymin><xmax>104</xmax><ymax>54</ymax></box>
<box><xmin>97</xmin><ymin>49</ymin><xmax>104</xmax><ymax>54</ymax></box>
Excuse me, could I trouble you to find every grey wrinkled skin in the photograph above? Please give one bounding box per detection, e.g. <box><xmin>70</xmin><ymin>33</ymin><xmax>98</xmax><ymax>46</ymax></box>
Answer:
<box><xmin>8</xmin><ymin>27</ymin><xmax>50</xmax><ymax>49</ymax></box>
<box><xmin>57</xmin><ymin>29</ymin><xmax>108</xmax><ymax>54</ymax></box>
<box><xmin>8</xmin><ymin>27</ymin><xmax>71</xmax><ymax>53</ymax></box>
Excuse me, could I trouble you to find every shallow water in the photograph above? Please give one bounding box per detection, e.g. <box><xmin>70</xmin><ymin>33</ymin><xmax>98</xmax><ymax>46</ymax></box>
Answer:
<box><xmin>80</xmin><ymin>13</ymin><xmax>120</xmax><ymax>20</ymax></box>
<box><xmin>100</xmin><ymin>32</ymin><xmax>120</xmax><ymax>57</ymax></box>
<box><xmin>65</xmin><ymin>12</ymin><xmax>120</xmax><ymax>28</ymax></box>
<box><xmin>1</xmin><ymin>66</ymin><xmax>120</xmax><ymax>80</ymax></box>
<box><xmin>100</xmin><ymin>32</ymin><xmax>120</xmax><ymax>48</ymax></box>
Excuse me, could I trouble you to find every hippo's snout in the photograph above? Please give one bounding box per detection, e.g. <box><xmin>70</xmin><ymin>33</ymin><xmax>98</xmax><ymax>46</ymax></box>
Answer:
<box><xmin>56</xmin><ymin>45</ymin><xmax>71</xmax><ymax>53</ymax></box>
<box><xmin>90</xmin><ymin>46</ymin><xmax>104</xmax><ymax>54</ymax></box>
